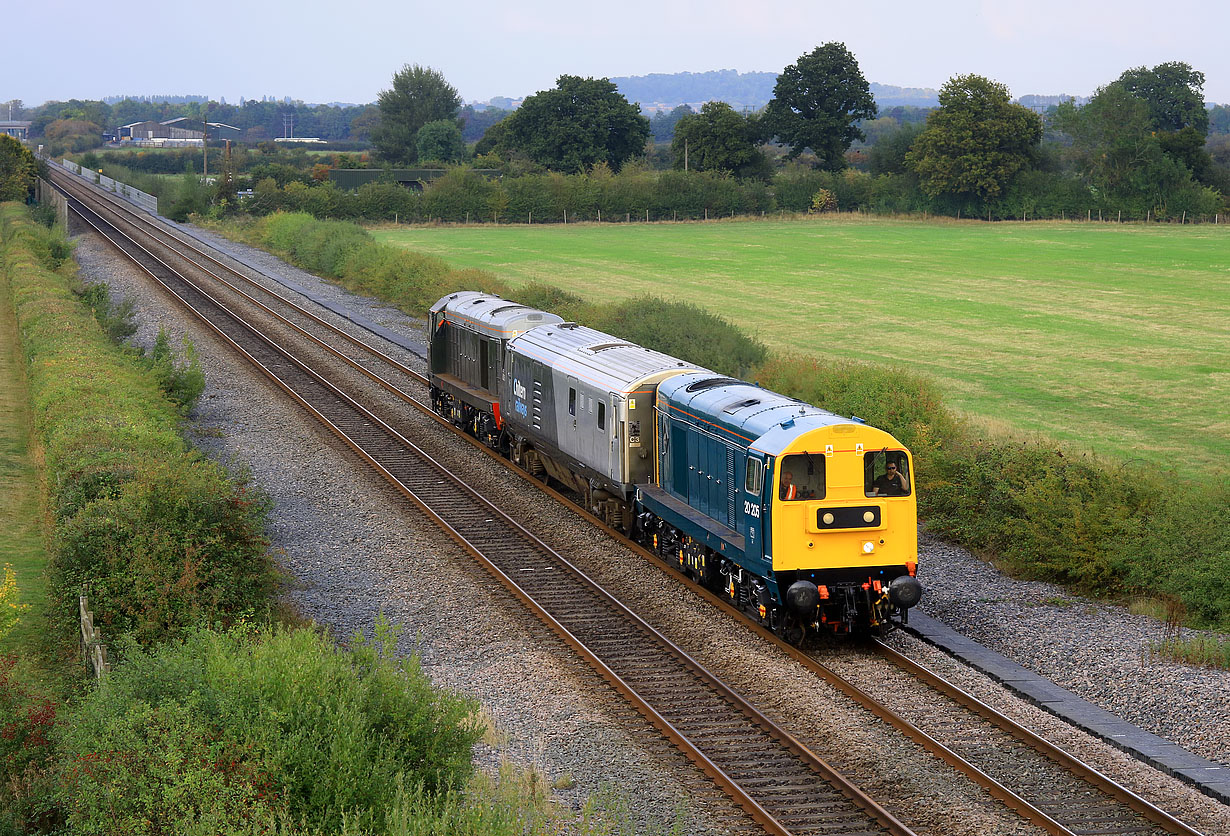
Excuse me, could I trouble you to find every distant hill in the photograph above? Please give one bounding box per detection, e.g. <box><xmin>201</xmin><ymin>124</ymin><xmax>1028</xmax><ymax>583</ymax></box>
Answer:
<box><xmin>609</xmin><ymin>70</ymin><xmax>941</xmax><ymax>112</ymax></box>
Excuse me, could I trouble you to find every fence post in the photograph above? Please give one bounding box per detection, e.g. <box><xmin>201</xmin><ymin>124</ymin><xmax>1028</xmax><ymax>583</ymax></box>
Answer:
<box><xmin>79</xmin><ymin>589</ymin><xmax>110</xmax><ymax>681</ymax></box>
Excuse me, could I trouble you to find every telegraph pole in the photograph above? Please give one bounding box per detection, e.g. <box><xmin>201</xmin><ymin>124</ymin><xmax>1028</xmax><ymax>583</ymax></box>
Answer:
<box><xmin>203</xmin><ymin>106</ymin><xmax>209</xmax><ymax>178</ymax></box>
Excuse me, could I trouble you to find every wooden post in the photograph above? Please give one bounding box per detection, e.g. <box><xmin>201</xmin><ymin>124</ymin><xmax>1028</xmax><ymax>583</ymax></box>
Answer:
<box><xmin>598</xmin><ymin>209</ymin><xmax>602</xmax><ymax>222</ymax></box>
<box><xmin>645</xmin><ymin>209</ymin><xmax>649</xmax><ymax>222</ymax></box>
<box><xmin>563</xmin><ymin>209</ymin><xmax>567</xmax><ymax>225</ymax></box>
<box><xmin>529</xmin><ymin>210</ymin><xmax>532</xmax><ymax>224</ymax></box>
<box><xmin>1182</xmin><ymin>210</ymin><xmax>1186</xmax><ymax>224</ymax></box>
<box><xmin>1117</xmin><ymin>210</ymin><xmax>1121</xmax><ymax>223</ymax></box>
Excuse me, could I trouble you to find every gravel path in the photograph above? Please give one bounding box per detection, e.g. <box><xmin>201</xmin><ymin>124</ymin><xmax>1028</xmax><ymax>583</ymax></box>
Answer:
<box><xmin>912</xmin><ymin>536</ymin><xmax>1230</xmax><ymax>769</ymax></box>
<box><xmin>68</xmin><ymin>217</ymin><xmax>1230</xmax><ymax>833</ymax></box>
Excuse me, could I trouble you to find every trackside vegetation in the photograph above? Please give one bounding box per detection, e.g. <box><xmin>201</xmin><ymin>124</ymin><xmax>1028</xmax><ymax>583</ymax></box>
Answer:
<box><xmin>214</xmin><ymin>211</ymin><xmax>1230</xmax><ymax>631</ymax></box>
<box><xmin>1</xmin><ymin>203</ymin><xmax>697</xmax><ymax>834</ymax></box>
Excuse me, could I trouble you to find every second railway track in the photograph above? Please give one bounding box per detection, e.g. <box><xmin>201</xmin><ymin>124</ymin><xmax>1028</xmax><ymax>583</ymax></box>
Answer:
<box><xmin>47</xmin><ymin>164</ymin><xmax>1211</xmax><ymax>836</ymax></box>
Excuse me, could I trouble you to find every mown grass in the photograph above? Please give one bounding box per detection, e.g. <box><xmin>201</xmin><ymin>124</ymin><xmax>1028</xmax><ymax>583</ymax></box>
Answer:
<box><xmin>372</xmin><ymin>217</ymin><xmax>1230</xmax><ymax>477</ymax></box>
<box><xmin>0</xmin><ymin>222</ymin><xmax>75</xmax><ymax>697</ymax></box>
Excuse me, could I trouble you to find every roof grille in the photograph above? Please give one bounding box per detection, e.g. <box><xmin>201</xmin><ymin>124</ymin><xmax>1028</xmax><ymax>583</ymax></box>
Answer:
<box><xmin>685</xmin><ymin>377</ymin><xmax>741</xmax><ymax>393</ymax></box>
<box><xmin>722</xmin><ymin>398</ymin><xmax>762</xmax><ymax>414</ymax></box>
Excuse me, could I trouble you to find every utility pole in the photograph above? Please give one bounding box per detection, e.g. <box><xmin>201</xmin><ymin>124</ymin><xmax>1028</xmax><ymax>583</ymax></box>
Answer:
<box><xmin>203</xmin><ymin>106</ymin><xmax>209</xmax><ymax>178</ymax></box>
<box><xmin>684</xmin><ymin>138</ymin><xmax>688</xmax><ymax>172</ymax></box>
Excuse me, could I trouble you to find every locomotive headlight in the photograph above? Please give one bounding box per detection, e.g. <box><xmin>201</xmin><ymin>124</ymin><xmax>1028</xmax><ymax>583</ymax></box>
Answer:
<box><xmin>862</xmin><ymin>541</ymin><xmax>875</xmax><ymax>554</ymax></box>
<box><xmin>822</xmin><ymin>512</ymin><xmax>835</xmax><ymax>525</ymax></box>
<box><xmin>863</xmin><ymin>511</ymin><xmax>875</xmax><ymax>523</ymax></box>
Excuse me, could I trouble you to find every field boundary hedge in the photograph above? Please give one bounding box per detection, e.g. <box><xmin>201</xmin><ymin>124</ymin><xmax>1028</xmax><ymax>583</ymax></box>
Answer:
<box><xmin>1</xmin><ymin>204</ymin><xmax>276</xmax><ymax>644</ymax></box>
<box><xmin>211</xmin><ymin>212</ymin><xmax>1230</xmax><ymax>629</ymax></box>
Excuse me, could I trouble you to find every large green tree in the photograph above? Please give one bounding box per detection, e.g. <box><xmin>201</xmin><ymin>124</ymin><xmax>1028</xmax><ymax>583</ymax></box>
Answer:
<box><xmin>671</xmin><ymin>102</ymin><xmax>768</xmax><ymax>179</ymax></box>
<box><xmin>1053</xmin><ymin>82</ymin><xmax>1219</xmax><ymax>216</ymax></box>
<box><xmin>1116</xmin><ymin>62</ymin><xmax>1208</xmax><ymax>134</ymax></box>
<box><xmin>762</xmin><ymin>43</ymin><xmax>877</xmax><ymax>169</ymax></box>
<box><xmin>372</xmin><ymin>64</ymin><xmax>461</xmax><ymax>165</ymax></box>
<box><xmin>415</xmin><ymin>119</ymin><xmax>466</xmax><ymax>164</ymax></box>
<box><xmin>500</xmin><ymin>76</ymin><xmax>650</xmax><ymax>172</ymax></box>
<box><xmin>0</xmin><ymin>134</ymin><xmax>38</xmax><ymax>202</ymax></box>
<box><xmin>905</xmin><ymin>74</ymin><xmax>1041</xmax><ymax>203</ymax></box>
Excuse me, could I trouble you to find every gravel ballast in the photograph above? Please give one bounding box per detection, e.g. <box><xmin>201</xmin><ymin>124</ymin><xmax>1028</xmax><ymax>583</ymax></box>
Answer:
<box><xmin>67</xmin><ymin>215</ymin><xmax>1229</xmax><ymax>832</ymax></box>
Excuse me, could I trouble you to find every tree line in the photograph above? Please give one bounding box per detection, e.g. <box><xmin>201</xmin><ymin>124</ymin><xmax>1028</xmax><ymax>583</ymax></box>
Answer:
<box><xmin>359</xmin><ymin>49</ymin><xmax>1227</xmax><ymax>221</ymax></box>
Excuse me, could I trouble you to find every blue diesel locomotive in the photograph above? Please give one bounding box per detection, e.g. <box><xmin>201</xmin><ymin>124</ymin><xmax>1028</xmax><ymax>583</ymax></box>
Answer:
<box><xmin>429</xmin><ymin>292</ymin><xmax>921</xmax><ymax>639</ymax></box>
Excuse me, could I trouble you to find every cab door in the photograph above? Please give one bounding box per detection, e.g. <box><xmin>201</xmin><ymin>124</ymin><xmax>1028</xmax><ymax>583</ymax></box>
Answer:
<box><xmin>741</xmin><ymin>451</ymin><xmax>767</xmax><ymax>562</ymax></box>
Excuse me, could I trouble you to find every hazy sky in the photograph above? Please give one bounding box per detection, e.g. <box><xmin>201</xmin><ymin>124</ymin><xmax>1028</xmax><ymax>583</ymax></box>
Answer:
<box><xmin>10</xmin><ymin>0</ymin><xmax>1229</xmax><ymax>107</ymax></box>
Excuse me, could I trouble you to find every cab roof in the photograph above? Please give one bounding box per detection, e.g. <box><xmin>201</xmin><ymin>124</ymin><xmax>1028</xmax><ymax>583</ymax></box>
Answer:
<box><xmin>657</xmin><ymin>372</ymin><xmax>867</xmax><ymax>456</ymax></box>
<box><xmin>431</xmin><ymin>291</ymin><xmax>562</xmax><ymax>339</ymax></box>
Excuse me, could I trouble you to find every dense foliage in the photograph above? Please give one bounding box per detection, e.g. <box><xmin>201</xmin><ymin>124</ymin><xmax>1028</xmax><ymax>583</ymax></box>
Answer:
<box><xmin>906</xmin><ymin>75</ymin><xmax>1043</xmax><ymax>203</ymax></box>
<box><xmin>0</xmin><ymin>134</ymin><xmax>39</xmax><ymax>202</ymax></box>
<box><xmin>1</xmin><ymin>206</ymin><xmax>276</xmax><ymax>644</ymax></box>
<box><xmin>372</xmin><ymin>64</ymin><xmax>463</xmax><ymax>165</ymax></box>
<box><xmin>495</xmin><ymin>76</ymin><xmax>651</xmax><ymax>172</ymax></box>
<box><xmin>763</xmin><ymin>43</ymin><xmax>878</xmax><ymax>169</ymax></box>
<box><xmin>671</xmin><ymin>102</ymin><xmax>770</xmax><ymax>179</ymax></box>
<box><xmin>54</xmin><ymin>622</ymin><xmax>480</xmax><ymax>834</ymax></box>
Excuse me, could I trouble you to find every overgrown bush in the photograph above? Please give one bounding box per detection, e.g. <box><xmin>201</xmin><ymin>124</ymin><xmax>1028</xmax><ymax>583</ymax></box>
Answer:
<box><xmin>0</xmin><ymin>656</ymin><xmax>59</xmax><ymax>833</ymax></box>
<box><xmin>55</xmin><ymin>621</ymin><xmax>480</xmax><ymax>835</ymax></box>
<box><xmin>247</xmin><ymin>212</ymin><xmax>507</xmax><ymax>314</ymax></box>
<box><xmin>2</xmin><ymin>204</ymin><xmax>276</xmax><ymax>643</ymax></box>
<box><xmin>589</xmin><ymin>297</ymin><xmax>767</xmax><ymax>377</ymax></box>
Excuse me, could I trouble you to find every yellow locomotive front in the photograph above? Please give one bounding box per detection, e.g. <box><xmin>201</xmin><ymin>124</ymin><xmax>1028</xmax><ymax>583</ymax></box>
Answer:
<box><xmin>769</xmin><ymin>422</ymin><xmax>922</xmax><ymax>635</ymax></box>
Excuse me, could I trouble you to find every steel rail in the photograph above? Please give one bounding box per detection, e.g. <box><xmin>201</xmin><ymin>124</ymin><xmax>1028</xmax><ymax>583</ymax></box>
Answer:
<box><xmin>55</xmin><ymin>173</ymin><xmax>915</xmax><ymax>836</ymax></box>
<box><xmin>46</xmin><ymin>166</ymin><xmax>428</xmax><ymax>387</ymax></box>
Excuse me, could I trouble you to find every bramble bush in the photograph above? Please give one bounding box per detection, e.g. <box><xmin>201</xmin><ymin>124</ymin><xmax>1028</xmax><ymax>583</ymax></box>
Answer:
<box><xmin>55</xmin><ymin>621</ymin><xmax>481</xmax><ymax>835</ymax></box>
<box><xmin>0</xmin><ymin>655</ymin><xmax>59</xmax><ymax>833</ymax></box>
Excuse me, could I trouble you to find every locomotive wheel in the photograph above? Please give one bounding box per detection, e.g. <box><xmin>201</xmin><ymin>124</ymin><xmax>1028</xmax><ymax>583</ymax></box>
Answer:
<box><xmin>782</xmin><ymin>621</ymin><xmax>806</xmax><ymax>646</ymax></box>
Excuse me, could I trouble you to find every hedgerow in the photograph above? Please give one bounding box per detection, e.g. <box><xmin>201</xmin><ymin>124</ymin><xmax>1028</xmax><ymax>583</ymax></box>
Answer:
<box><xmin>1</xmin><ymin>204</ymin><xmax>276</xmax><ymax>643</ymax></box>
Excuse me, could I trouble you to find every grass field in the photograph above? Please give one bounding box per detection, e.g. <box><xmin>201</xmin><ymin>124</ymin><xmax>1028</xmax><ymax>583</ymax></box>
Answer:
<box><xmin>0</xmin><ymin>280</ymin><xmax>55</xmax><ymax>676</ymax></box>
<box><xmin>373</xmin><ymin>216</ymin><xmax>1230</xmax><ymax>475</ymax></box>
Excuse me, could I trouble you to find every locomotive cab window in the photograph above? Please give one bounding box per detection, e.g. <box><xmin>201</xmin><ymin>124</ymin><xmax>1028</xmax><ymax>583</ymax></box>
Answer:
<box><xmin>744</xmin><ymin>457</ymin><xmax>763</xmax><ymax>496</ymax></box>
<box><xmin>865</xmin><ymin>451</ymin><xmax>911</xmax><ymax>497</ymax></box>
<box><xmin>778</xmin><ymin>453</ymin><xmax>825</xmax><ymax>501</ymax></box>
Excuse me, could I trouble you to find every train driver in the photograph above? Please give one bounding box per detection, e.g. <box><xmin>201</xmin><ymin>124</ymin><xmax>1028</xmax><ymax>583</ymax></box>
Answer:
<box><xmin>871</xmin><ymin>459</ymin><xmax>910</xmax><ymax>496</ymax></box>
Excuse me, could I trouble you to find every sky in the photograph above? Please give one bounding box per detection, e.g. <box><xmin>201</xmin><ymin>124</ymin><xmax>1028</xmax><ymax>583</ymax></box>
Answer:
<box><xmin>8</xmin><ymin>0</ymin><xmax>1229</xmax><ymax>108</ymax></box>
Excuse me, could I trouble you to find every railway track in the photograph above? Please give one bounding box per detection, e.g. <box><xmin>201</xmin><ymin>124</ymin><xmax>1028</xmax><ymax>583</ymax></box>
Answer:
<box><xmin>47</xmin><ymin>165</ymin><xmax>1208</xmax><ymax>836</ymax></box>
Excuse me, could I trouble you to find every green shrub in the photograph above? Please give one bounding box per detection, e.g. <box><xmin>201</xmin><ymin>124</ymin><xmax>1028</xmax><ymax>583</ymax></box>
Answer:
<box><xmin>148</xmin><ymin>329</ymin><xmax>205</xmax><ymax>411</ymax></box>
<box><xmin>53</xmin><ymin>459</ymin><xmax>275</xmax><ymax>644</ymax></box>
<box><xmin>3</xmin><ymin>204</ymin><xmax>276</xmax><ymax>643</ymax></box>
<box><xmin>55</xmin><ymin>621</ymin><xmax>480</xmax><ymax>834</ymax></box>
<box><xmin>243</xmin><ymin>212</ymin><xmax>509</xmax><ymax>315</ymax></box>
<box><xmin>0</xmin><ymin>655</ymin><xmax>59</xmax><ymax>833</ymax></box>
<box><xmin>74</xmin><ymin>281</ymin><xmax>137</xmax><ymax>343</ymax></box>
<box><xmin>589</xmin><ymin>297</ymin><xmax>767</xmax><ymax>377</ymax></box>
